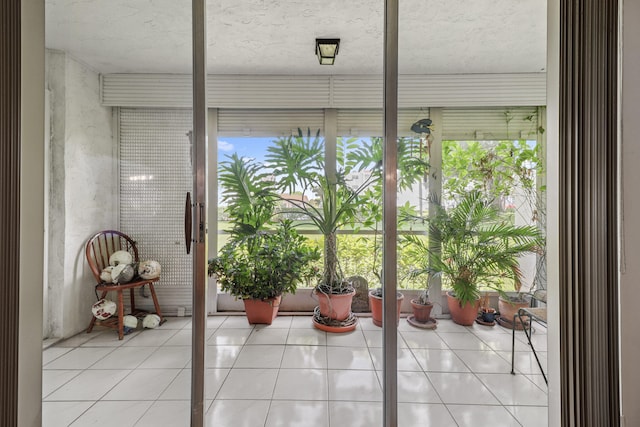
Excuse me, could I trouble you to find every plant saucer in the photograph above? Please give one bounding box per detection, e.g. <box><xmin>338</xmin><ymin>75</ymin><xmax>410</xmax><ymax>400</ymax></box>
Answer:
<box><xmin>407</xmin><ymin>315</ymin><xmax>438</xmax><ymax>329</ymax></box>
<box><xmin>475</xmin><ymin>316</ymin><xmax>496</xmax><ymax>327</ymax></box>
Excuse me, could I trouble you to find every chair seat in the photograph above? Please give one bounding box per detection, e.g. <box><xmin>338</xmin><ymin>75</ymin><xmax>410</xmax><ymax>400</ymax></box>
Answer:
<box><xmin>95</xmin><ymin>277</ymin><xmax>159</xmax><ymax>292</ymax></box>
<box><xmin>519</xmin><ymin>307</ymin><xmax>547</xmax><ymax>323</ymax></box>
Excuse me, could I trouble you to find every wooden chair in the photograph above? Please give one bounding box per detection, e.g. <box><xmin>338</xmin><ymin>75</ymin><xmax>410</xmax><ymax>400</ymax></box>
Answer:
<box><xmin>85</xmin><ymin>230</ymin><xmax>165</xmax><ymax>339</ymax></box>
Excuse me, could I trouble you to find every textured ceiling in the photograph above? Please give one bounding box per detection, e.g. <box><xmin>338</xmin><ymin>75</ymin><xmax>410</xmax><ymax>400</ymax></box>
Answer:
<box><xmin>45</xmin><ymin>0</ymin><xmax>547</xmax><ymax>75</ymax></box>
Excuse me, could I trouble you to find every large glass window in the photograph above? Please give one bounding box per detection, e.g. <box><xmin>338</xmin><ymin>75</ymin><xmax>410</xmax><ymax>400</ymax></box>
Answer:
<box><xmin>441</xmin><ymin>138</ymin><xmax>545</xmax><ymax>292</ymax></box>
<box><xmin>218</xmin><ymin>130</ymin><xmax>436</xmax><ymax>288</ymax></box>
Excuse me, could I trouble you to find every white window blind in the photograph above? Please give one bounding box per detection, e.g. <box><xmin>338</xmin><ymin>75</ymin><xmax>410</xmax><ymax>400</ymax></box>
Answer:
<box><xmin>119</xmin><ymin>108</ymin><xmax>194</xmax><ymax>313</ymax></box>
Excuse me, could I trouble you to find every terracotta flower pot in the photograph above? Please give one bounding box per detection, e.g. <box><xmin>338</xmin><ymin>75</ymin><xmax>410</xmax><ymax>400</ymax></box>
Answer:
<box><xmin>410</xmin><ymin>299</ymin><xmax>434</xmax><ymax>323</ymax></box>
<box><xmin>243</xmin><ymin>295</ymin><xmax>281</xmax><ymax>325</ymax></box>
<box><xmin>315</xmin><ymin>289</ymin><xmax>355</xmax><ymax>321</ymax></box>
<box><xmin>368</xmin><ymin>290</ymin><xmax>404</xmax><ymax>327</ymax></box>
<box><xmin>498</xmin><ymin>295</ymin><xmax>530</xmax><ymax>328</ymax></box>
<box><xmin>446</xmin><ymin>291</ymin><xmax>480</xmax><ymax>326</ymax></box>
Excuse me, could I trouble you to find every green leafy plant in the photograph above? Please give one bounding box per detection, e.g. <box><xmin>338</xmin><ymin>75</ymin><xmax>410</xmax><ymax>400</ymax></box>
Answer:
<box><xmin>208</xmin><ymin>152</ymin><xmax>319</xmax><ymax>300</ymax></box>
<box><xmin>405</xmin><ymin>191</ymin><xmax>543</xmax><ymax>306</ymax></box>
<box><xmin>442</xmin><ymin>138</ymin><xmax>546</xmax><ymax>290</ymax></box>
<box><xmin>209</xmin><ymin>221</ymin><xmax>320</xmax><ymax>300</ymax></box>
<box><xmin>266</xmin><ymin>130</ymin><xmax>429</xmax><ymax>294</ymax></box>
<box><xmin>265</xmin><ymin>130</ymin><xmax>374</xmax><ymax>294</ymax></box>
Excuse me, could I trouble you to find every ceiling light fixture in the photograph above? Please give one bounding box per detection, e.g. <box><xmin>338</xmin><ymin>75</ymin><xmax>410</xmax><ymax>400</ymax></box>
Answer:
<box><xmin>316</xmin><ymin>38</ymin><xmax>340</xmax><ymax>65</ymax></box>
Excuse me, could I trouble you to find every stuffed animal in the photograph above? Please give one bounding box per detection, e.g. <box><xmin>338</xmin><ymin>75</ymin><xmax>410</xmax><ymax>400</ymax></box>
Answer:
<box><xmin>138</xmin><ymin>260</ymin><xmax>161</xmax><ymax>280</ymax></box>
<box><xmin>111</xmin><ymin>263</ymin><xmax>135</xmax><ymax>284</ymax></box>
<box><xmin>142</xmin><ymin>314</ymin><xmax>161</xmax><ymax>329</ymax></box>
<box><xmin>109</xmin><ymin>250</ymin><xmax>133</xmax><ymax>267</ymax></box>
<box><xmin>99</xmin><ymin>266</ymin><xmax>114</xmax><ymax>283</ymax></box>
<box><xmin>91</xmin><ymin>299</ymin><xmax>117</xmax><ymax>320</ymax></box>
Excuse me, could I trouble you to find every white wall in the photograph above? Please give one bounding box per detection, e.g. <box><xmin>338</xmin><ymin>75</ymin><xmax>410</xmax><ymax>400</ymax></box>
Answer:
<box><xmin>45</xmin><ymin>50</ymin><xmax>116</xmax><ymax>339</ymax></box>
<box><xmin>620</xmin><ymin>1</ymin><xmax>640</xmax><ymax>424</ymax></box>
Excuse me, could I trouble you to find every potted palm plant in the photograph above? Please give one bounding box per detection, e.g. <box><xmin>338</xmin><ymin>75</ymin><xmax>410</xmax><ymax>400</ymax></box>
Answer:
<box><xmin>208</xmin><ymin>154</ymin><xmax>319</xmax><ymax>325</ymax></box>
<box><xmin>265</xmin><ymin>130</ymin><xmax>371</xmax><ymax>330</ymax></box>
<box><xmin>266</xmin><ymin>130</ymin><xmax>429</xmax><ymax>331</ymax></box>
<box><xmin>405</xmin><ymin>190</ymin><xmax>542</xmax><ymax>326</ymax></box>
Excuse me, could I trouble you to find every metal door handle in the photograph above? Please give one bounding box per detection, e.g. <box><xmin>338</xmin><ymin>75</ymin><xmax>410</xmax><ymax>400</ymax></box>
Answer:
<box><xmin>185</xmin><ymin>192</ymin><xmax>192</xmax><ymax>254</ymax></box>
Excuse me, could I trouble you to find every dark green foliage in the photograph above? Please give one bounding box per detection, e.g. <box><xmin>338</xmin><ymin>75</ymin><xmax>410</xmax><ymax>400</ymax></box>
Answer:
<box><xmin>209</xmin><ymin>221</ymin><xmax>320</xmax><ymax>300</ymax></box>
<box><xmin>405</xmin><ymin>191</ymin><xmax>543</xmax><ymax>306</ymax></box>
<box><xmin>209</xmin><ymin>152</ymin><xmax>319</xmax><ymax>300</ymax></box>
<box><xmin>265</xmin><ymin>130</ymin><xmax>429</xmax><ymax>293</ymax></box>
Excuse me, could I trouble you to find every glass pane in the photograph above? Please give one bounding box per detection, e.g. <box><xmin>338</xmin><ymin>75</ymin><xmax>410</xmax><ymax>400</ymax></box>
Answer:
<box><xmin>44</xmin><ymin>1</ymin><xmax>195</xmax><ymax>425</ymax></box>
<box><xmin>399</xmin><ymin>1</ymin><xmax>548</xmax><ymax>425</ymax></box>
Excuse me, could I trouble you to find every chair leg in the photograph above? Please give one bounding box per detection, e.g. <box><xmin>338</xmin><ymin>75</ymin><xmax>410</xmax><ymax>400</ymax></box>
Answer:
<box><xmin>522</xmin><ymin>315</ymin><xmax>548</xmax><ymax>385</ymax></box>
<box><xmin>130</xmin><ymin>287</ymin><xmax>136</xmax><ymax>313</ymax></box>
<box><xmin>148</xmin><ymin>283</ymin><xmax>165</xmax><ymax>324</ymax></box>
<box><xmin>511</xmin><ymin>314</ymin><xmax>517</xmax><ymax>375</ymax></box>
<box><xmin>87</xmin><ymin>290</ymin><xmax>108</xmax><ymax>334</ymax></box>
<box><xmin>117</xmin><ymin>290</ymin><xmax>125</xmax><ymax>340</ymax></box>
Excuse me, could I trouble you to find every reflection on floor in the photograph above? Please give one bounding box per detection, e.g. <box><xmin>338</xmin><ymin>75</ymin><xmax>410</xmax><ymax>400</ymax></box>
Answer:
<box><xmin>42</xmin><ymin>315</ymin><xmax>548</xmax><ymax>427</ymax></box>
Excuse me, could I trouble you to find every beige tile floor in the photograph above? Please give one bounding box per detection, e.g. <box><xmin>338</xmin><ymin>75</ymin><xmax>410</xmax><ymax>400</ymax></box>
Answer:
<box><xmin>42</xmin><ymin>315</ymin><xmax>548</xmax><ymax>426</ymax></box>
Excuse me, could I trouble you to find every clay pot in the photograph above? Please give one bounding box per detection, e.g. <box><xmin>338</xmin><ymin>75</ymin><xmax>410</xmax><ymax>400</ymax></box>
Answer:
<box><xmin>446</xmin><ymin>292</ymin><xmax>480</xmax><ymax>326</ymax></box>
<box><xmin>315</xmin><ymin>289</ymin><xmax>356</xmax><ymax>321</ymax></box>
<box><xmin>498</xmin><ymin>295</ymin><xmax>530</xmax><ymax>326</ymax></box>
<box><xmin>410</xmin><ymin>299</ymin><xmax>434</xmax><ymax>323</ymax></box>
<box><xmin>243</xmin><ymin>295</ymin><xmax>281</xmax><ymax>325</ymax></box>
<box><xmin>368</xmin><ymin>291</ymin><xmax>404</xmax><ymax>327</ymax></box>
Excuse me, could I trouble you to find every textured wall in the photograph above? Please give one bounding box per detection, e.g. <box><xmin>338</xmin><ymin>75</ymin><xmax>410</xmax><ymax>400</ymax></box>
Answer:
<box><xmin>45</xmin><ymin>50</ymin><xmax>115</xmax><ymax>338</ymax></box>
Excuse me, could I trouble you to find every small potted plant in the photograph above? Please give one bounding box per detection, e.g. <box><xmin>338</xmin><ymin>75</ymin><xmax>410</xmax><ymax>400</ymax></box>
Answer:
<box><xmin>405</xmin><ymin>191</ymin><xmax>543</xmax><ymax>326</ymax></box>
<box><xmin>368</xmin><ymin>287</ymin><xmax>404</xmax><ymax>327</ymax></box>
<box><xmin>406</xmin><ymin>273</ymin><xmax>437</xmax><ymax>328</ymax></box>
<box><xmin>411</xmin><ymin>290</ymin><xmax>433</xmax><ymax>321</ymax></box>
<box><xmin>476</xmin><ymin>292</ymin><xmax>498</xmax><ymax>325</ymax></box>
<box><xmin>209</xmin><ymin>220</ymin><xmax>319</xmax><ymax>324</ymax></box>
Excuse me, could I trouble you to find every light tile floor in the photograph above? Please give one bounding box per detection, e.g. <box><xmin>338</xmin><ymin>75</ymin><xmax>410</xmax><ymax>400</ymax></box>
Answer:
<box><xmin>42</xmin><ymin>315</ymin><xmax>548</xmax><ymax>426</ymax></box>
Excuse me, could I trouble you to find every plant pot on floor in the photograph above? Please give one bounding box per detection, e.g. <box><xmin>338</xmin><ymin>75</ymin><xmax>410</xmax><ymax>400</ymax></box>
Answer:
<box><xmin>410</xmin><ymin>299</ymin><xmax>434</xmax><ymax>322</ymax></box>
<box><xmin>243</xmin><ymin>295</ymin><xmax>281</xmax><ymax>325</ymax></box>
<box><xmin>315</xmin><ymin>289</ymin><xmax>356</xmax><ymax>321</ymax></box>
<box><xmin>447</xmin><ymin>291</ymin><xmax>480</xmax><ymax>326</ymax></box>
<box><xmin>368</xmin><ymin>290</ymin><xmax>404</xmax><ymax>327</ymax></box>
<box><xmin>498</xmin><ymin>295</ymin><xmax>530</xmax><ymax>329</ymax></box>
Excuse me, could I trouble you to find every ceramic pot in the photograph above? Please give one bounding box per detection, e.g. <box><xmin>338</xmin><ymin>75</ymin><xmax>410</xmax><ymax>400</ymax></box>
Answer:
<box><xmin>368</xmin><ymin>291</ymin><xmax>404</xmax><ymax>327</ymax></box>
<box><xmin>480</xmin><ymin>307</ymin><xmax>498</xmax><ymax>323</ymax></box>
<box><xmin>446</xmin><ymin>292</ymin><xmax>480</xmax><ymax>326</ymax></box>
<box><xmin>315</xmin><ymin>289</ymin><xmax>355</xmax><ymax>321</ymax></box>
<box><xmin>243</xmin><ymin>295</ymin><xmax>281</xmax><ymax>325</ymax></box>
<box><xmin>410</xmin><ymin>299</ymin><xmax>434</xmax><ymax>323</ymax></box>
<box><xmin>498</xmin><ymin>295</ymin><xmax>530</xmax><ymax>327</ymax></box>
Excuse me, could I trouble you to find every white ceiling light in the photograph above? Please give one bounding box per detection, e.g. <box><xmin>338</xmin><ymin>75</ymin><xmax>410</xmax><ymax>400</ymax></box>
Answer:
<box><xmin>316</xmin><ymin>38</ymin><xmax>340</xmax><ymax>65</ymax></box>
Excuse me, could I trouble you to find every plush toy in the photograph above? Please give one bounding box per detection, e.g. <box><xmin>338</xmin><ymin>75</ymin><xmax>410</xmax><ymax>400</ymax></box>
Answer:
<box><xmin>123</xmin><ymin>315</ymin><xmax>138</xmax><ymax>334</ymax></box>
<box><xmin>111</xmin><ymin>263</ymin><xmax>135</xmax><ymax>284</ymax></box>
<box><xmin>142</xmin><ymin>314</ymin><xmax>161</xmax><ymax>329</ymax></box>
<box><xmin>123</xmin><ymin>315</ymin><xmax>138</xmax><ymax>329</ymax></box>
<box><xmin>91</xmin><ymin>299</ymin><xmax>117</xmax><ymax>320</ymax></box>
<box><xmin>100</xmin><ymin>266</ymin><xmax>114</xmax><ymax>283</ymax></box>
<box><xmin>138</xmin><ymin>260</ymin><xmax>161</xmax><ymax>280</ymax></box>
<box><xmin>109</xmin><ymin>250</ymin><xmax>133</xmax><ymax>267</ymax></box>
